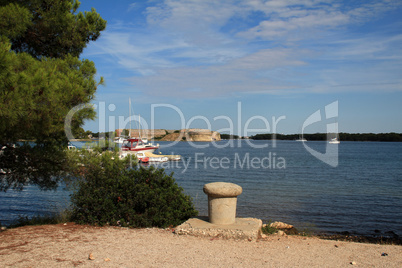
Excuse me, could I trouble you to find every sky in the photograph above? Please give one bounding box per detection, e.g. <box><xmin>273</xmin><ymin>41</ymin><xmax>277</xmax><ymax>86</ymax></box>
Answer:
<box><xmin>77</xmin><ymin>0</ymin><xmax>402</xmax><ymax>135</ymax></box>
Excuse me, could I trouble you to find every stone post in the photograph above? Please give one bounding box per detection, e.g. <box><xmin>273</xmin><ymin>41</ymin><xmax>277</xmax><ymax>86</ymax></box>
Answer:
<box><xmin>203</xmin><ymin>182</ymin><xmax>242</xmax><ymax>225</ymax></box>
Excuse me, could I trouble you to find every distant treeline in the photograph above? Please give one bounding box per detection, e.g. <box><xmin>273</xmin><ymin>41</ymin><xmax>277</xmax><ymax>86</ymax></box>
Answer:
<box><xmin>250</xmin><ymin>133</ymin><xmax>402</xmax><ymax>142</ymax></box>
<box><xmin>221</xmin><ymin>134</ymin><xmax>241</xmax><ymax>139</ymax></box>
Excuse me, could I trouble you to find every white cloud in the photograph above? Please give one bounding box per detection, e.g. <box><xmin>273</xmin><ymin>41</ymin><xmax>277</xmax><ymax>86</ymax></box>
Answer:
<box><xmin>83</xmin><ymin>0</ymin><xmax>402</xmax><ymax>99</ymax></box>
<box><xmin>126</xmin><ymin>48</ymin><xmax>307</xmax><ymax>98</ymax></box>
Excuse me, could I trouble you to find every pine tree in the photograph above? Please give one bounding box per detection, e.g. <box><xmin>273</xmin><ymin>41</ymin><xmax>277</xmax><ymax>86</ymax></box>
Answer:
<box><xmin>0</xmin><ymin>0</ymin><xmax>106</xmax><ymax>191</ymax></box>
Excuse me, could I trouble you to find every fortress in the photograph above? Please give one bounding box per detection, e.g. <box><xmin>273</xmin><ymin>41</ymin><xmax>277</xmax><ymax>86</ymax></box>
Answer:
<box><xmin>116</xmin><ymin>129</ymin><xmax>221</xmax><ymax>142</ymax></box>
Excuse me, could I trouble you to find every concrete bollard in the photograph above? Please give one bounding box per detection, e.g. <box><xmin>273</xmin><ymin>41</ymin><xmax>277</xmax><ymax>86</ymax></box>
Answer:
<box><xmin>203</xmin><ymin>182</ymin><xmax>242</xmax><ymax>225</ymax></box>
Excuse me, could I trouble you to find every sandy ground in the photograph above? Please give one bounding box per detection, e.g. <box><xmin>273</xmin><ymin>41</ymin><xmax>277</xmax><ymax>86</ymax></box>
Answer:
<box><xmin>0</xmin><ymin>223</ymin><xmax>401</xmax><ymax>267</ymax></box>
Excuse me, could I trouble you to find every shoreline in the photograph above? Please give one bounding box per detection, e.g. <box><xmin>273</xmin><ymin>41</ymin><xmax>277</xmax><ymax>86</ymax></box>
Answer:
<box><xmin>317</xmin><ymin>233</ymin><xmax>401</xmax><ymax>245</ymax></box>
<box><xmin>0</xmin><ymin>223</ymin><xmax>400</xmax><ymax>267</ymax></box>
<box><xmin>2</xmin><ymin>213</ymin><xmax>400</xmax><ymax>245</ymax></box>
<box><xmin>1</xmin><ymin>221</ymin><xmax>400</xmax><ymax>246</ymax></box>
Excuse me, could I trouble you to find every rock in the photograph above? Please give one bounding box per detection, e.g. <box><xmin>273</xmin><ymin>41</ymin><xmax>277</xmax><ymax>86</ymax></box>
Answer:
<box><xmin>350</xmin><ymin>261</ymin><xmax>356</xmax><ymax>265</ymax></box>
<box><xmin>104</xmin><ymin>258</ymin><xmax>111</xmax><ymax>261</ymax></box>
<box><xmin>175</xmin><ymin>217</ymin><xmax>262</xmax><ymax>241</ymax></box>
<box><xmin>269</xmin><ymin>221</ymin><xmax>293</xmax><ymax>229</ymax></box>
<box><xmin>0</xmin><ymin>226</ymin><xmax>7</xmax><ymax>231</ymax></box>
<box><xmin>276</xmin><ymin>230</ymin><xmax>286</xmax><ymax>236</ymax></box>
<box><xmin>88</xmin><ymin>253</ymin><xmax>95</xmax><ymax>260</ymax></box>
<box><xmin>285</xmin><ymin>227</ymin><xmax>299</xmax><ymax>235</ymax></box>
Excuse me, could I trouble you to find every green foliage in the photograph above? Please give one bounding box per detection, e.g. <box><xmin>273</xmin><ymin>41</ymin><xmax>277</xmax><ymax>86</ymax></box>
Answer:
<box><xmin>0</xmin><ymin>0</ymin><xmax>107</xmax><ymax>59</ymax></box>
<box><xmin>0</xmin><ymin>142</ymin><xmax>68</xmax><ymax>191</ymax></box>
<box><xmin>0</xmin><ymin>42</ymin><xmax>98</xmax><ymax>144</ymax></box>
<box><xmin>0</xmin><ymin>3</ymin><xmax>32</xmax><ymax>39</ymax></box>
<box><xmin>67</xmin><ymin>150</ymin><xmax>198</xmax><ymax>228</ymax></box>
<box><xmin>90</xmin><ymin>131</ymin><xmax>114</xmax><ymax>139</ymax></box>
<box><xmin>84</xmin><ymin>139</ymin><xmax>119</xmax><ymax>153</ymax></box>
<box><xmin>121</xmin><ymin>129</ymin><xmax>130</xmax><ymax>137</ymax></box>
<box><xmin>221</xmin><ymin>134</ymin><xmax>240</xmax><ymax>139</ymax></box>
<box><xmin>9</xmin><ymin>210</ymin><xmax>72</xmax><ymax>228</ymax></box>
<box><xmin>0</xmin><ymin>0</ymin><xmax>106</xmax><ymax>191</ymax></box>
<box><xmin>261</xmin><ymin>221</ymin><xmax>278</xmax><ymax>234</ymax></box>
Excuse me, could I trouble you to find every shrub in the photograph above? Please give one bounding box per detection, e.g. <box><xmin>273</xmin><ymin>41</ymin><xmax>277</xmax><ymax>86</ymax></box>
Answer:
<box><xmin>67</xmin><ymin>150</ymin><xmax>197</xmax><ymax>228</ymax></box>
<box><xmin>261</xmin><ymin>221</ymin><xmax>278</xmax><ymax>234</ymax></box>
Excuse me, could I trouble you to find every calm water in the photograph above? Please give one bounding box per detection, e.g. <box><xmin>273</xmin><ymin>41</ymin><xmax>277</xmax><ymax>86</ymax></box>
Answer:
<box><xmin>1</xmin><ymin>140</ymin><xmax>401</xmax><ymax>237</ymax></box>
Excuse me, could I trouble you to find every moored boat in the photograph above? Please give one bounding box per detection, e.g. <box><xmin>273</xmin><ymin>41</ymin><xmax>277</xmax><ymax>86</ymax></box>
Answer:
<box><xmin>121</xmin><ymin>138</ymin><xmax>159</xmax><ymax>153</ymax></box>
<box><xmin>329</xmin><ymin>137</ymin><xmax>340</xmax><ymax>144</ymax></box>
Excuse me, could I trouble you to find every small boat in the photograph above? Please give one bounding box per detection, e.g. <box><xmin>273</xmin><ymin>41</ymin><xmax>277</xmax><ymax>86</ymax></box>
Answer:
<box><xmin>148</xmin><ymin>156</ymin><xmax>168</xmax><ymax>162</ymax></box>
<box><xmin>137</xmin><ymin>152</ymin><xmax>168</xmax><ymax>163</ymax></box>
<box><xmin>121</xmin><ymin>138</ymin><xmax>159</xmax><ymax>153</ymax></box>
<box><xmin>329</xmin><ymin>138</ymin><xmax>340</xmax><ymax>144</ymax></box>
<box><xmin>295</xmin><ymin>137</ymin><xmax>307</xmax><ymax>142</ymax></box>
<box><xmin>135</xmin><ymin>152</ymin><xmax>150</xmax><ymax>163</ymax></box>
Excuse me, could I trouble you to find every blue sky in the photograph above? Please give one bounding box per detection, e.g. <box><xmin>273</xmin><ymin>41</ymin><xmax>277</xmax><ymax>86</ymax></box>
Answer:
<box><xmin>78</xmin><ymin>0</ymin><xmax>402</xmax><ymax>135</ymax></box>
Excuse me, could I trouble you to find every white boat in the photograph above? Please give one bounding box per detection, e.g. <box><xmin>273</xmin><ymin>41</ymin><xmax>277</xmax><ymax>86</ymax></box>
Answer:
<box><xmin>295</xmin><ymin>135</ymin><xmax>307</xmax><ymax>142</ymax></box>
<box><xmin>329</xmin><ymin>138</ymin><xmax>340</xmax><ymax>144</ymax></box>
<box><xmin>136</xmin><ymin>152</ymin><xmax>168</xmax><ymax>163</ymax></box>
<box><xmin>120</xmin><ymin>98</ymin><xmax>157</xmax><ymax>151</ymax></box>
<box><xmin>121</xmin><ymin>138</ymin><xmax>159</xmax><ymax>153</ymax></box>
<box><xmin>148</xmin><ymin>156</ymin><xmax>168</xmax><ymax>162</ymax></box>
<box><xmin>119</xmin><ymin>151</ymin><xmax>167</xmax><ymax>163</ymax></box>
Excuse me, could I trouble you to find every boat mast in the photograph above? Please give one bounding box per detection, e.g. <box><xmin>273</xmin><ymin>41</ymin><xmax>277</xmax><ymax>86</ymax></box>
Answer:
<box><xmin>139</xmin><ymin>114</ymin><xmax>142</xmax><ymax>140</ymax></box>
<box><xmin>129</xmin><ymin>97</ymin><xmax>131</xmax><ymax>138</ymax></box>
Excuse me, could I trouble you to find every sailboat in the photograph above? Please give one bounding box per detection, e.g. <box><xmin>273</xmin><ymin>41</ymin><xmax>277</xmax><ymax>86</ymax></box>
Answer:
<box><xmin>295</xmin><ymin>134</ymin><xmax>307</xmax><ymax>142</ymax></box>
<box><xmin>329</xmin><ymin>137</ymin><xmax>340</xmax><ymax>144</ymax></box>
<box><xmin>121</xmin><ymin>98</ymin><xmax>159</xmax><ymax>154</ymax></box>
<box><xmin>295</xmin><ymin>128</ymin><xmax>307</xmax><ymax>142</ymax></box>
<box><xmin>114</xmin><ymin>135</ymin><xmax>126</xmax><ymax>144</ymax></box>
<box><xmin>139</xmin><ymin>114</ymin><xmax>148</xmax><ymax>143</ymax></box>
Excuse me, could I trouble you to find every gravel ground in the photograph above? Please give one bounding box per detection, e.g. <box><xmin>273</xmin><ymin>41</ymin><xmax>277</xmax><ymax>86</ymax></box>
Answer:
<box><xmin>0</xmin><ymin>223</ymin><xmax>401</xmax><ymax>267</ymax></box>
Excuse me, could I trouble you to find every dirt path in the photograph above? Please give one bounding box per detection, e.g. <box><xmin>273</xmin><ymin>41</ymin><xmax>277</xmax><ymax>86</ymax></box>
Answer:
<box><xmin>0</xmin><ymin>223</ymin><xmax>401</xmax><ymax>267</ymax></box>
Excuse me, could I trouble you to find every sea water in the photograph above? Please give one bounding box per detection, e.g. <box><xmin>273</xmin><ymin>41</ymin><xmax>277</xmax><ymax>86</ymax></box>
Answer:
<box><xmin>0</xmin><ymin>140</ymin><xmax>401</xmax><ymax>237</ymax></box>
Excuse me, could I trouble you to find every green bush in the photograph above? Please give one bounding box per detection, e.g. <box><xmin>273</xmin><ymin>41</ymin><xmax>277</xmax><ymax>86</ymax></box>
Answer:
<box><xmin>261</xmin><ymin>221</ymin><xmax>278</xmax><ymax>234</ymax></box>
<box><xmin>67</xmin><ymin>150</ymin><xmax>197</xmax><ymax>228</ymax></box>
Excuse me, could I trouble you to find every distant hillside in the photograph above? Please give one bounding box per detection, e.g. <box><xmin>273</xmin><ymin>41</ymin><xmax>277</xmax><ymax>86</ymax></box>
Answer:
<box><xmin>160</xmin><ymin>129</ymin><xmax>221</xmax><ymax>142</ymax></box>
<box><xmin>115</xmin><ymin>129</ymin><xmax>221</xmax><ymax>142</ymax></box>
